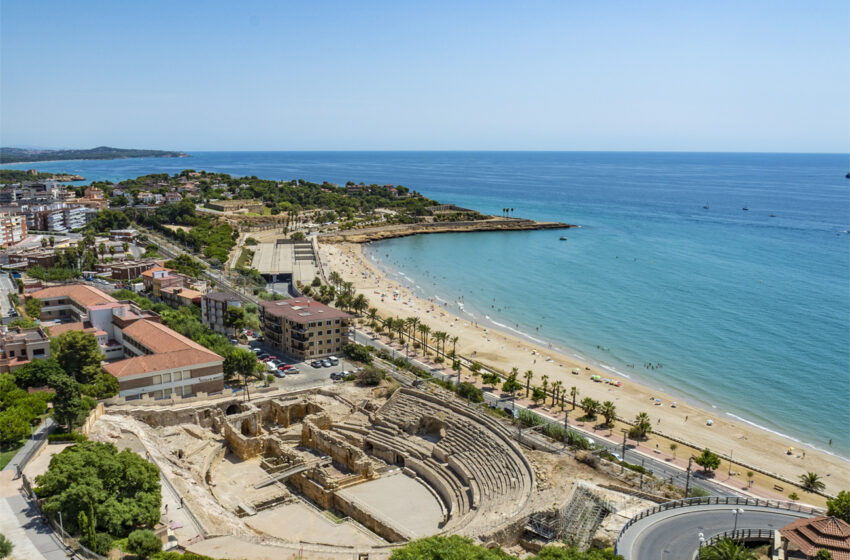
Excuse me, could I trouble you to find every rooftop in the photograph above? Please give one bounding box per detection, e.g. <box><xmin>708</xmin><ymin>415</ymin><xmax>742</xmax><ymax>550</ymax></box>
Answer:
<box><xmin>260</xmin><ymin>297</ymin><xmax>350</xmax><ymax>323</ymax></box>
<box><xmin>781</xmin><ymin>516</ymin><xmax>850</xmax><ymax>560</ymax></box>
<box><xmin>30</xmin><ymin>284</ymin><xmax>117</xmax><ymax>308</ymax></box>
<box><xmin>162</xmin><ymin>287</ymin><xmax>203</xmax><ymax>300</ymax></box>
<box><xmin>203</xmin><ymin>291</ymin><xmax>241</xmax><ymax>303</ymax></box>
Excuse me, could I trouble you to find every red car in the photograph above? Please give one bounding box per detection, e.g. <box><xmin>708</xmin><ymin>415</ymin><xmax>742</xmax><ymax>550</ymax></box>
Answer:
<box><xmin>280</xmin><ymin>364</ymin><xmax>294</xmax><ymax>370</ymax></box>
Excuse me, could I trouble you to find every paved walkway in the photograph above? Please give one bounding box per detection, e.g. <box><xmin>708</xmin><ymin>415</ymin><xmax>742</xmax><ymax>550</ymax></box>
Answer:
<box><xmin>0</xmin><ymin>473</ymin><xmax>66</xmax><ymax>560</ymax></box>
<box><xmin>3</xmin><ymin>417</ymin><xmax>55</xmax><ymax>474</ymax></box>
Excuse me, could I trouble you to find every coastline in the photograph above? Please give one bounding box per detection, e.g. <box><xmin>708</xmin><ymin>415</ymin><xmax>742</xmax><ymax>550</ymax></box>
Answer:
<box><xmin>319</xmin><ymin>240</ymin><xmax>850</xmax><ymax>497</ymax></box>
<box><xmin>0</xmin><ymin>154</ymin><xmax>190</xmax><ymax>166</ymax></box>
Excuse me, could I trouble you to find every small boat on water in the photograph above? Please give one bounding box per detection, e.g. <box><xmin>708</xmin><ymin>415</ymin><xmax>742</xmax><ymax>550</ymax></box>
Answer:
<box><xmin>769</xmin><ymin>213</ymin><xmax>776</xmax><ymax>217</ymax></box>
<box><xmin>703</xmin><ymin>202</ymin><xmax>709</xmax><ymax>209</ymax></box>
<box><xmin>743</xmin><ymin>205</ymin><xmax>749</xmax><ymax>211</ymax></box>
<box><xmin>559</xmin><ymin>236</ymin><xmax>567</xmax><ymax>241</ymax></box>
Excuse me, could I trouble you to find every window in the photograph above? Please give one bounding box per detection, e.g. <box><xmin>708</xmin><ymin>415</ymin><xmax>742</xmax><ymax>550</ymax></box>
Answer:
<box><xmin>335</xmin><ymin>328</ymin><xmax>340</xmax><ymax>333</ymax></box>
<box><xmin>326</xmin><ymin>320</ymin><xmax>332</xmax><ymax>326</ymax></box>
<box><xmin>335</xmin><ymin>319</ymin><xmax>340</xmax><ymax>324</ymax></box>
<box><xmin>336</xmin><ymin>338</ymin><xmax>340</xmax><ymax>343</ymax></box>
<box><xmin>152</xmin><ymin>375</ymin><xmax>161</xmax><ymax>385</ymax></box>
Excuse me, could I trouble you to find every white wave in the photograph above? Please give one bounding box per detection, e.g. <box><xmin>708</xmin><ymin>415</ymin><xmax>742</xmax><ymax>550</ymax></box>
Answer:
<box><xmin>725</xmin><ymin>413</ymin><xmax>849</xmax><ymax>463</ymax></box>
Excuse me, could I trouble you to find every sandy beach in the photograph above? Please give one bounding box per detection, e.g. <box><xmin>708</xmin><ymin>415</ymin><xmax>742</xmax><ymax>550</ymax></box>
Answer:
<box><xmin>319</xmin><ymin>241</ymin><xmax>849</xmax><ymax>500</ymax></box>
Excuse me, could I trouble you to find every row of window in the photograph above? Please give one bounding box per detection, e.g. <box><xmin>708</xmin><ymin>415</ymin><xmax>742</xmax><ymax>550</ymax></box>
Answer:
<box><xmin>310</xmin><ymin>338</ymin><xmax>342</xmax><ymax>346</ymax></box>
<box><xmin>150</xmin><ymin>371</ymin><xmax>190</xmax><ymax>385</ymax></box>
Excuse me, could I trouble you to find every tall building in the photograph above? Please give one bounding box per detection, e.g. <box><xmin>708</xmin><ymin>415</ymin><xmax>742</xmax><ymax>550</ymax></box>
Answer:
<box><xmin>0</xmin><ymin>326</ymin><xmax>50</xmax><ymax>373</ymax></box>
<box><xmin>0</xmin><ymin>213</ymin><xmax>27</xmax><ymax>247</ymax></box>
<box><xmin>259</xmin><ymin>298</ymin><xmax>351</xmax><ymax>360</ymax></box>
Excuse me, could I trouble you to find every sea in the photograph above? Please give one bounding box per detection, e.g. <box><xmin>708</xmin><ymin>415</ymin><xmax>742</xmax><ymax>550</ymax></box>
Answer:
<box><xmin>3</xmin><ymin>151</ymin><xmax>848</xmax><ymax>457</ymax></box>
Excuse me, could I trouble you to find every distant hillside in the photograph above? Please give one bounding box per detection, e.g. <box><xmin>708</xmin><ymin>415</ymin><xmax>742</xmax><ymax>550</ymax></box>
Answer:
<box><xmin>0</xmin><ymin>146</ymin><xmax>188</xmax><ymax>164</ymax></box>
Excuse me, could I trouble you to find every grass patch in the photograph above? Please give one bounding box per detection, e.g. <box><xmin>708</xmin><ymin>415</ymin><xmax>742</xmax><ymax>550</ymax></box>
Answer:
<box><xmin>0</xmin><ymin>440</ymin><xmax>26</xmax><ymax>470</ymax></box>
<box><xmin>235</xmin><ymin>248</ymin><xmax>254</xmax><ymax>269</ymax></box>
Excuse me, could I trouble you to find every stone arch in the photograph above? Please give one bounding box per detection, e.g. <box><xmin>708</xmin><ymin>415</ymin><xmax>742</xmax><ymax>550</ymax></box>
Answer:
<box><xmin>226</xmin><ymin>404</ymin><xmax>240</xmax><ymax>415</ymax></box>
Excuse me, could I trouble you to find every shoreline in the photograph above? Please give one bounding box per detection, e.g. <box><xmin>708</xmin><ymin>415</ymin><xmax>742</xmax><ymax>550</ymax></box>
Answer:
<box><xmin>318</xmin><ymin>218</ymin><xmax>574</xmax><ymax>243</ymax></box>
<box><xmin>319</xmin><ymin>240</ymin><xmax>849</xmax><ymax>497</ymax></box>
<box><xmin>0</xmin><ymin>154</ymin><xmax>190</xmax><ymax>166</ymax></box>
<box><xmin>365</xmin><ymin>245</ymin><xmax>850</xmax><ymax>465</ymax></box>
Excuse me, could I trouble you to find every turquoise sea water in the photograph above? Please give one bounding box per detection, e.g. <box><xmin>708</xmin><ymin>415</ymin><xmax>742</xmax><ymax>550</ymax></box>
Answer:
<box><xmin>4</xmin><ymin>152</ymin><xmax>848</xmax><ymax>456</ymax></box>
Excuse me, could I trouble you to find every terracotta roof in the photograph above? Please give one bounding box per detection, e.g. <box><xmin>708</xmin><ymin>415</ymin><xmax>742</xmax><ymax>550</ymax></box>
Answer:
<box><xmin>30</xmin><ymin>285</ymin><xmax>117</xmax><ymax>308</ymax></box>
<box><xmin>781</xmin><ymin>516</ymin><xmax>850</xmax><ymax>560</ymax></box>
<box><xmin>104</xmin><ymin>349</ymin><xmax>221</xmax><ymax>378</ymax></box>
<box><xmin>104</xmin><ymin>320</ymin><xmax>222</xmax><ymax>378</ymax></box>
<box><xmin>161</xmin><ymin>287</ymin><xmax>203</xmax><ymax>300</ymax></box>
<box><xmin>141</xmin><ymin>266</ymin><xmax>173</xmax><ymax>278</ymax></box>
<box><xmin>260</xmin><ymin>297</ymin><xmax>350</xmax><ymax>323</ymax></box>
<box><xmin>46</xmin><ymin>322</ymin><xmax>86</xmax><ymax>337</ymax></box>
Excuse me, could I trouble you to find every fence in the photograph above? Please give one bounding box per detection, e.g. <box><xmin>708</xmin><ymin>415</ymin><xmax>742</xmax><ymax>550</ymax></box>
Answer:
<box><xmin>8</xmin><ymin>417</ymin><xmax>55</xmax><ymax>475</ymax></box>
<box><xmin>615</xmin><ymin>496</ymin><xmax>823</xmax><ymax>551</ymax></box>
<box><xmin>21</xmin><ymin>475</ymin><xmax>107</xmax><ymax>560</ymax></box>
<box><xmin>702</xmin><ymin>528</ymin><xmax>775</xmax><ymax>547</ymax></box>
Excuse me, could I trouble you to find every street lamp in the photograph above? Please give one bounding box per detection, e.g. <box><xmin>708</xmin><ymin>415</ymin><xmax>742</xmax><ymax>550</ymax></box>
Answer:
<box><xmin>732</xmin><ymin>508</ymin><xmax>745</xmax><ymax>533</ymax></box>
<box><xmin>698</xmin><ymin>532</ymin><xmax>705</xmax><ymax>548</ymax></box>
<box><xmin>685</xmin><ymin>456</ymin><xmax>694</xmax><ymax>497</ymax></box>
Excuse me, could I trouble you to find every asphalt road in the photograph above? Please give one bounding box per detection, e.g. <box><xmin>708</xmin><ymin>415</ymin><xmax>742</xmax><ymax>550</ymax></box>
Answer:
<box><xmin>0</xmin><ymin>272</ymin><xmax>17</xmax><ymax>317</ymax></box>
<box><xmin>617</xmin><ymin>504</ymin><xmax>811</xmax><ymax>559</ymax></box>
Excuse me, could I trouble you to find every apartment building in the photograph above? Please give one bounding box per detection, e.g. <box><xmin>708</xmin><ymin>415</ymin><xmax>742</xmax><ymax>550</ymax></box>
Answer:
<box><xmin>0</xmin><ymin>326</ymin><xmax>50</xmax><ymax>373</ymax></box>
<box><xmin>0</xmin><ymin>213</ymin><xmax>27</xmax><ymax>247</ymax></box>
<box><xmin>200</xmin><ymin>292</ymin><xmax>242</xmax><ymax>335</ymax></box>
<box><xmin>22</xmin><ymin>203</ymin><xmax>87</xmax><ymax>233</ymax></box>
<box><xmin>161</xmin><ymin>286</ymin><xmax>203</xmax><ymax>309</ymax></box>
<box><xmin>32</xmin><ymin>284</ymin><xmax>224</xmax><ymax>400</ymax></box>
<box><xmin>259</xmin><ymin>298</ymin><xmax>351</xmax><ymax>360</ymax></box>
<box><xmin>141</xmin><ymin>267</ymin><xmax>186</xmax><ymax>299</ymax></box>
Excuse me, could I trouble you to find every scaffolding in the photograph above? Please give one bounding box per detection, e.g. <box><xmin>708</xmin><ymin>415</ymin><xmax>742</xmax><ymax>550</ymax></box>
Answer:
<box><xmin>526</xmin><ymin>484</ymin><xmax>615</xmax><ymax>549</ymax></box>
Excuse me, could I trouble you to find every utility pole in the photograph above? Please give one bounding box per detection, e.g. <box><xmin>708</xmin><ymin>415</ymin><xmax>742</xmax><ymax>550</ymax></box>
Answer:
<box><xmin>685</xmin><ymin>456</ymin><xmax>694</xmax><ymax>497</ymax></box>
<box><xmin>562</xmin><ymin>409</ymin><xmax>569</xmax><ymax>449</ymax></box>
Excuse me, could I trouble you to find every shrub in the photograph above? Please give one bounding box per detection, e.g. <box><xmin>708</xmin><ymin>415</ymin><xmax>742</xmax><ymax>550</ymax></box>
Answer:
<box><xmin>92</xmin><ymin>532</ymin><xmax>113</xmax><ymax>556</ymax></box>
<box><xmin>127</xmin><ymin>529</ymin><xmax>162</xmax><ymax>559</ymax></box>
<box><xmin>0</xmin><ymin>533</ymin><xmax>12</xmax><ymax>558</ymax></box>
<box><xmin>457</xmin><ymin>382</ymin><xmax>484</xmax><ymax>403</ymax></box>
<box><xmin>47</xmin><ymin>432</ymin><xmax>88</xmax><ymax>444</ymax></box>
<box><xmin>356</xmin><ymin>366</ymin><xmax>385</xmax><ymax>386</ymax></box>
<box><xmin>343</xmin><ymin>343</ymin><xmax>373</xmax><ymax>364</ymax></box>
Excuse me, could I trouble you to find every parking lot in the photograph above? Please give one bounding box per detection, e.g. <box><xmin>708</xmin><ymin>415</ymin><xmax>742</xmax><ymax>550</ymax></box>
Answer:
<box><xmin>240</xmin><ymin>335</ymin><xmax>357</xmax><ymax>391</ymax></box>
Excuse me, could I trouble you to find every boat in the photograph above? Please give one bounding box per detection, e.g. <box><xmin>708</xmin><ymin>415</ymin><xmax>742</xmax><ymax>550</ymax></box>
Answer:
<box><xmin>769</xmin><ymin>213</ymin><xmax>776</xmax><ymax>217</ymax></box>
<box><xmin>743</xmin><ymin>205</ymin><xmax>749</xmax><ymax>211</ymax></box>
<box><xmin>703</xmin><ymin>202</ymin><xmax>709</xmax><ymax>209</ymax></box>
<box><xmin>559</xmin><ymin>236</ymin><xmax>567</xmax><ymax>241</ymax></box>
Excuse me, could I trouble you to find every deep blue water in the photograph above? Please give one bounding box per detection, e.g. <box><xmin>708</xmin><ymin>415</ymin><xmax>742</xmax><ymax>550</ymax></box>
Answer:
<box><xmin>4</xmin><ymin>151</ymin><xmax>849</xmax><ymax>455</ymax></box>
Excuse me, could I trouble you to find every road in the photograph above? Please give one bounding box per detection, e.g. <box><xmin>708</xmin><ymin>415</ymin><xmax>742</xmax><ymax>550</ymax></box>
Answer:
<box><xmin>0</xmin><ymin>272</ymin><xmax>17</xmax><ymax>317</ymax></box>
<box><xmin>616</xmin><ymin>503</ymin><xmax>812</xmax><ymax>559</ymax></box>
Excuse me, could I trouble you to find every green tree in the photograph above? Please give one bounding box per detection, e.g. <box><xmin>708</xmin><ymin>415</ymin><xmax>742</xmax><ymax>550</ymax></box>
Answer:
<box><xmin>12</xmin><ymin>359</ymin><xmax>66</xmax><ymax>389</ymax></box>
<box><xmin>0</xmin><ymin>533</ymin><xmax>13</xmax><ymax>559</ymax></box>
<box><xmin>570</xmin><ymin>386</ymin><xmax>578</xmax><ymax>409</ymax></box>
<box><xmin>389</xmin><ymin>535</ymin><xmax>515</xmax><ymax>560</ymax></box>
<box><xmin>532</xmin><ymin>386</ymin><xmax>546</xmax><ymax>405</ymax></box>
<box><xmin>502</xmin><ymin>373</ymin><xmax>522</xmax><ymax>396</ymax></box>
<box><xmin>600</xmin><ymin>401</ymin><xmax>617</xmax><ymax>426</ymax></box>
<box><xmin>814</xmin><ymin>550</ymin><xmax>833</xmax><ymax>560</ymax></box>
<box><xmin>357</xmin><ymin>365</ymin><xmax>385</xmax><ymax>386</ymax></box>
<box><xmin>580</xmin><ymin>397</ymin><xmax>600</xmax><ymax>419</ymax></box>
<box><xmin>51</xmin><ymin>375</ymin><xmax>85</xmax><ymax>431</ymax></box>
<box><xmin>223</xmin><ymin>306</ymin><xmax>247</xmax><ymax>333</ymax></box>
<box><xmin>457</xmin><ymin>382</ymin><xmax>484</xmax><ymax>403</ymax></box>
<box><xmin>535</xmin><ymin>546</ymin><xmax>624</xmax><ymax>559</ymax></box>
<box><xmin>342</xmin><ymin>343</ymin><xmax>373</xmax><ymax>364</ymax></box>
<box><xmin>628</xmin><ymin>412</ymin><xmax>652</xmax><ymax>439</ymax></box>
<box><xmin>799</xmin><ymin>472</ymin><xmax>826</xmax><ymax>493</ymax></box>
<box><xmin>482</xmin><ymin>372</ymin><xmax>500</xmax><ymax>388</ymax></box>
<box><xmin>697</xmin><ymin>538</ymin><xmax>757</xmax><ymax>560</ymax></box>
<box><xmin>34</xmin><ymin>441</ymin><xmax>161</xmax><ymax>537</ymax></box>
<box><xmin>127</xmin><ymin>529</ymin><xmax>162</xmax><ymax>559</ymax></box>
<box><xmin>51</xmin><ymin>331</ymin><xmax>105</xmax><ymax>384</ymax></box>
<box><xmin>24</xmin><ymin>297</ymin><xmax>42</xmax><ymax>319</ymax></box>
<box><xmin>223</xmin><ymin>348</ymin><xmax>258</xmax><ymax>383</ymax></box>
<box><xmin>352</xmin><ymin>293</ymin><xmax>369</xmax><ymax>316</ymax></box>
<box><xmin>826</xmin><ymin>490</ymin><xmax>850</xmax><ymax>523</ymax></box>
<box><xmin>693</xmin><ymin>448</ymin><xmax>722</xmax><ymax>473</ymax></box>
<box><xmin>0</xmin><ymin>410</ymin><xmax>29</xmax><ymax>445</ymax></box>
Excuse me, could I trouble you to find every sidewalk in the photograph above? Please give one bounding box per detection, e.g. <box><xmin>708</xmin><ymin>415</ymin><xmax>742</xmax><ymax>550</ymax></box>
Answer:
<box><xmin>0</xmin><ymin>472</ymin><xmax>65</xmax><ymax>560</ymax></box>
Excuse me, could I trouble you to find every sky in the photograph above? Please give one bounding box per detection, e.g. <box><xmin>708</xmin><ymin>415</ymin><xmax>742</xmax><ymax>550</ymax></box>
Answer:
<box><xmin>1</xmin><ymin>1</ymin><xmax>848</xmax><ymax>152</ymax></box>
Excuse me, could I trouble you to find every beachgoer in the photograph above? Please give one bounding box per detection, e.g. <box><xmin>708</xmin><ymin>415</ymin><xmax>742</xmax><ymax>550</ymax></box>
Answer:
<box><xmin>685</xmin><ymin>415</ymin><xmax>688</xmax><ymax>422</ymax></box>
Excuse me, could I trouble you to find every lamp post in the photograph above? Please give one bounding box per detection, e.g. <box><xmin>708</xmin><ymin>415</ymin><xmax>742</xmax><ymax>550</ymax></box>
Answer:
<box><xmin>732</xmin><ymin>508</ymin><xmax>745</xmax><ymax>534</ymax></box>
<box><xmin>562</xmin><ymin>409</ymin><xmax>569</xmax><ymax>449</ymax></box>
<box><xmin>698</xmin><ymin>532</ymin><xmax>705</xmax><ymax>548</ymax></box>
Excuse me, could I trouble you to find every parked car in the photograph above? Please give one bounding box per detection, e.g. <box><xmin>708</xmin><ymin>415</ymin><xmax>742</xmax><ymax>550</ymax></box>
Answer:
<box><xmin>274</xmin><ymin>370</ymin><xmax>285</xmax><ymax>378</ymax></box>
<box><xmin>310</xmin><ymin>360</ymin><xmax>323</xmax><ymax>368</ymax></box>
<box><xmin>287</xmin><ymin>368</ymin><xmax>299</xmax><ymax>374</ymax></box>
<box><xmin>330</xmin><ymin>372</ymin><xmax>343</xmax><ymax>381</ymax></box>
<box><xmin>321</xmin><ymin>359</ymin><xmax>332</xmax><ymax>367</ymax></box>
<box><xmin>328</xmin><ymin>356</ymin><xmax>339</xmax><ymax>366</ymax></box>
<box><xmin>280</xmin><ymin>364</ymin><xmax>294</xmax><ymax>371</ymax></box>
<box><xmin>252</xmin><ymin>348</ymin><xmax>262</xmax><ymax>354</ymax></box>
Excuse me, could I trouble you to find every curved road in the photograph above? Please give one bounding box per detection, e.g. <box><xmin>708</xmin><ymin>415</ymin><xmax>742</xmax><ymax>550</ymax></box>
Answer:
<box><xmin>617</xmin><ymin>504</ymin><xmax>813</xmax><ymax>559</ymax></box>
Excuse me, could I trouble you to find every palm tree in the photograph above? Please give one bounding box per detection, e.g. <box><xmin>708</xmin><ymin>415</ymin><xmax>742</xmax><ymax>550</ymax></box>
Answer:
<box><xmin>697</xmin><ymin>538</ymin><xmax>757</xmax><ymax>560</ymax></box>
<box><xmin>632</xmin><ymin>412</ymin><xmax>653</xmax><ymax>439</ymax></box>
<box><xmin>418</xmin><ymin>324</ymin><xmax>431</xmax><ymax>351</ymax></box>
<box><xmin>367</xmin><ymin>307</ymin><xmax>378</xmax><ymax>322</ymax></box>
<box><xmin>580</xmin><ymin>397</ymin><xmax>600</xmax><ymax>419</ymax></box>
<box><xmin>541</xmin><ymin>375</ymin><xmax>549</xmax><ymax>401</ymax></box>
<box><xmin>523</xmin><ymin>370</ymin><xmax>534</xmax><ymax>397</ymax></box>
<box><xmin>450</xmin><ymin>335</ymin><xmax>459</xmax><ymax>357</ymax></box>
<box><xmin>799</xmin><ymin>472</ymin><xmax>826</xmax><ymax>492</ymax></box>
<box><xmin>329</xmin><ymin>271</ymin><xmax>342</xmax><ymax>287</ymax></box>
<box><xmin>352</xmin><ymin>294</ymin><xmax>368</xmax><ymax>316</ymax></box>
<box><xmin>552</xmin><ymin>380</ymin><xmax>562</xmax><ymax>407</ymax></box>
<box><xmin>670</xmin><ymin>443</ymin><xmax>678</xmax><ymax>458</ymax></box>
<box><xmin>570</xmin><ymin>386</ymin><xmax>578</xmax><ymax>409</ymax></box>
<box><xmin>470</xmin><ymin>361</ymin><xmax>482</xmax><ymax>378</ymax></box>
<box><xmin>406</xmin><ymin>317</ymin><xmax>419</xmax><ymax>343</ymax></box>
<box><xmin>600</xmin><ymin>401</ymin><xmax>617</xmax><ymax>426</ymax></box>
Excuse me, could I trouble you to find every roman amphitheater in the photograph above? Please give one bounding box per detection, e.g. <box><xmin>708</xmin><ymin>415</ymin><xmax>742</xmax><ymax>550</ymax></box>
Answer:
<box><xmin>89</xmin><ymin>384</ymin><xmax>655</xmax><ymax>559</ymax></box>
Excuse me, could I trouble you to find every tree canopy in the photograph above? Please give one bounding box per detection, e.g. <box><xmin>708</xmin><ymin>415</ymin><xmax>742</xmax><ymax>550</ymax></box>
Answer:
<box><xmin>34</xmin><ymin>441</ymin><xmax>161</xmax><ymax>537</ymax></box>
<box><xmin>826</xmin><ymin>490</ymin><xmax>850</xmax><ymax>523</ymax></box>
<box><xmin>389</xmin><ymin>537</ymin><xmax>623</xmax><ymax>560</ymax></box>
<box><xmin>51</xmin><ymin>331</ymin><xmax>105</xmax><ymax>385</ymax></box>
<box><xmin>693</xmin><ymin>448</ymin><xmax>721</xmax><ymax>473</ymax></box>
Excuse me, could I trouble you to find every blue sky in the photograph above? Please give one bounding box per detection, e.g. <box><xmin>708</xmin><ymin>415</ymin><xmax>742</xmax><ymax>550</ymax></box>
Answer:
<box><xmin>1</xmin><ymin>1</ymin><xmax>847</xmax><ymax>152</ymax></box>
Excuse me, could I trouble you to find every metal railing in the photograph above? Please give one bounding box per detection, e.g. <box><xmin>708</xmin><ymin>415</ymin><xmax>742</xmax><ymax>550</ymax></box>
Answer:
<box><xmin>615</xmin><ymin>496</ymin><xmax>822</xmax><ymax>551</ymax></box>
<box><xmin>702</xmin><ymin>528</ymin><xmax>775</xmax><ymax>547</ymax></box>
